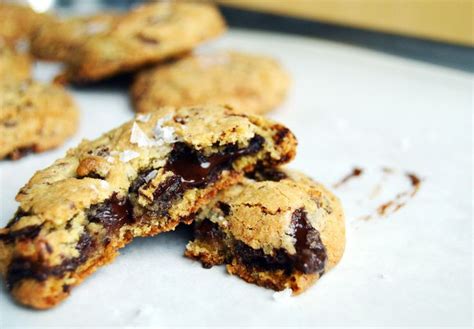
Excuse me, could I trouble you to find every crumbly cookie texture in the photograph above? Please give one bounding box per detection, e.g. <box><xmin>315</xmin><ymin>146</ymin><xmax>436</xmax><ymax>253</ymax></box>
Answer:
<box><xmin>131</xmin><ymin>51</ymin><xmax>291</xmax><ymax>115</ymax></box>
<box><xmin>185</xmin><ymin>168</ymin><xmax>345</xmax><ymax>294</ymax></box>
<box><xmin>0</xmin><ymin>3</ymin><xmax>51</xmax><ymax>46</ymax></box>
<box><xmin>31</xmin><ymin>12</ymin><xmax>120</xmax><ymax>62</ymax></box>
<box><xmin>56</xmin><ymin>2</ymin><xmax>226</xmax><ymax>83</ymax></box>
<box><xmin>0</xmin><ymin>105</ymin><xmax>297</xmax><ymax>309</ymax></box>
<box><xmin>0</xmin><ymin>80</ymin><xmax>79</xmax><ymax>160</ymax></box>
<box><xmin>0</xmin><ymin>47</ymin><xmax>32</xmax><ymax>81</ymax></box>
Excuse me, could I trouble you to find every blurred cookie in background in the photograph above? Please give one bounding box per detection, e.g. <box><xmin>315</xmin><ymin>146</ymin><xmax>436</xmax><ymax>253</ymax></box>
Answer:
<box><xmin>56</xmin><ymin>1</ymin><xmax>226</xmax><ymax>83</ymax></box>
<box><xmin>131</xmin><ymin>51</ymin><xmax>291</xmax><ymax>115</ymax></box>
<box><xmin>0</xmin><ymin>80</ymin><xmax>79</xmax><ymax>160</ymax></box>
<box><xmin>0</xmin><ymin>3</ymin><xmax>51</xmax><ymax>47</ymax></box>
<box><xmin>31</xmin><ymin>12</ymin><xmax>120</xmax><ymax>62</ymax></box>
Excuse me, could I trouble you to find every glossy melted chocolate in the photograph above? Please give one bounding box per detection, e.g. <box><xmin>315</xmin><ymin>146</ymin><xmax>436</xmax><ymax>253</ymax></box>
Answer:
<box><xmin>164</xmin><ymin>135</ymin><xmax>265</xmax><ymax>187</ymax></box>
<box><xmin>87</xmin><ymin>193</ymin><xmax>133</xmax><ymax>232</ymax></box>
<box><xmin>131</xmin><ymin>135</ymin><xmax>264</xmax><ymax>217</ymax></box>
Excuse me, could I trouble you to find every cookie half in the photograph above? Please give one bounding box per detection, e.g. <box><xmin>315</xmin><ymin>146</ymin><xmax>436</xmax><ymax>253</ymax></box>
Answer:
<box><xmin>131</xmin><ymin>51</ymin><xmax>291</xmax><ymax>115</ymax></box>
<box><xmin>0</xmin><ymin>105</ymin><xmax>297</xmax><ymax>309</ymax></box>
<box><xmin>0</xmin><ymin>80</ymin><xmax>79</xmax><ymax>160</ymax></box>
<box><xmin>57</xmin><ymin>2</ymin><xmax>226</xmax><ymax>82</ymax></box>
<box><xmin>0</xmin><ymin>46</ymin><xmax>32</xmax><ymax>81</ymax></box>
<box><xmin>31</xmin><ymin>12</ymin><xmax>119</xmax><ymax>62</ymax></box>
<box><xmin>185</xmin><ymin>169</ymin><xmax>345</xmax><ymax>294</ymax></box>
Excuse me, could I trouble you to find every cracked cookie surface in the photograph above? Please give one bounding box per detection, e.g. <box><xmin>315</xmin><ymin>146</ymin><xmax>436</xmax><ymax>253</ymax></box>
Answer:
<box><xmin>185</xmin><ymin>169</ymin><xmax>345</xmax><ymax>294</ymax></box>
<box><xmin>0</xmin><ymin>105</ymin><xmax>297</xmax><ymax>309</ymax></box>
<box><xmin>56</xmin><ymin>2</ymin><xmax>226</xmax><ymax>83</ymax></box>
<box><xmin>131</xmin><ymin>51</ymin><xmax>291</xmax><ymax>115</ymax></box>
<box><xmin>0</xmin><ymin>80</ymin><xmax>79</xmax><ymax>160</ymax></box>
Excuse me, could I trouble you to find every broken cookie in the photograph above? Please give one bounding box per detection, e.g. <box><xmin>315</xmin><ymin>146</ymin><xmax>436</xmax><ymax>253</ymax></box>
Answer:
<box><xmin>0</xmin><ymin>105</ymin><xmax>297</xmax><ymax>309</ymax></box>
<box><xmin>186</xmin><ymin>169</ymin><xmax>345</xmax><ymax>294</ymax></box>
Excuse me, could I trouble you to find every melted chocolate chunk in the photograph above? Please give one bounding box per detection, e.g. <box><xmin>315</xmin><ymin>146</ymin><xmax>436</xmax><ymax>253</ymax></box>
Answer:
<box><xmin>0</xmin><ymin>225</ymin><xmax>41</xmax><ymax>244</ymax></box>
<box><xmin>129</xmin><ymin>169</ymin><xmax>154</xmax><ymax>194</ymax></box>
<box><xmin>164</xmin><ymin>135</ymin><xmax>264</xmax><ymax>188</ymax></box>
<box><xmin>194</xmin><ymin>219</ymin><xmax>224</xmax><ymax>241</ymax></box>
<box><xmin>6</xmin><ymin>233</ymin><xmax>94</xmax><ymax>289</ymax></box>
<box><xmin>151</xmin><ymin>175</ymin><xmax>185</xmax><ymax>217</ymax></box>
<box><xmin>88</xmin><ymin>193</ymin><xmax>132</xmax><ymax>232</ymax></box>
<box><xmin>272</xmin><ymin>126</ymin><xmax>290</xmax><ymax>145</ymax></box>
<box><xmin>290</xmin><ymin>208</ymin><xmax>327</xmax><ymax>274</ymax></box>
<box><xmin>235</xmin><ymin>241</ymin><xmax>292</xmax><ymax>273</ymax></box>
<box><xmin>217</xmin><ymin>202</ymin><xmax>231</xmax><ymax>216</ymax></box>
<box><xmin>246</xmin><ymin>167</ymin><xmax>288</xmax><ymax>182</ymax></box>
<box><xmin>134</xmin><ymin>136</ymin><xmax>264</xmax><ymax>217</ymax></box>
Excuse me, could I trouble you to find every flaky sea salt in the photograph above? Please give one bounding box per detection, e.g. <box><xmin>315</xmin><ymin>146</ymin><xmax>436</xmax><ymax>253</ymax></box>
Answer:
<box><xmin>200</xmin><ymin>161</ymin><xmax>210</xmax><ymax>169</ymax></box>
<box><xmin>120</xmin><ymin>150</ymin><xmax>140</xmax><ymax>162</ymax></box>
<box><xmin>153</xmin><ymin>116</ymin><xmax>176</xmax><ymax>143</ymax></box>
<box><xmin>131</xmin><ymin>122</ymin><xmax>157</xmax><ymax>147</ymax></box>
<box><xmin>136</xmin><ymin>113</ymin><xmax>151</xmax><ymax>123</ymax></box>
<box><xmin>272</xmin><ymin>288</ymin><xmax>292</xmax><ymax>302</ymax></box>
<box><xmin>144</xmin><ymin>169</ymin><xmax>158</xmax><ymax>183</ymax></box>
<box><xmin>100</xmin><ymin>180</ymin><xmax>110</xmax><ymax>189</ymax></box>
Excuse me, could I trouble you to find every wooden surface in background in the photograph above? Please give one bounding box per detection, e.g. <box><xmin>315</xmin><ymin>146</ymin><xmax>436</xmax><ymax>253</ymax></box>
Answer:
<box><xmin>217</xmin><ymin>0</ymin><xmax>473</xmax><ymax>46</ymax></box>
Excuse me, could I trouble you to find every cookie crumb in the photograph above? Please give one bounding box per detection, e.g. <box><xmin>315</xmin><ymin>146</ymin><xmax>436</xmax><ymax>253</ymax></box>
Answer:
<box><xmin>272</xmin><ymin>288</ymin><xmax>292</xmax><ymax>302</ymax></box>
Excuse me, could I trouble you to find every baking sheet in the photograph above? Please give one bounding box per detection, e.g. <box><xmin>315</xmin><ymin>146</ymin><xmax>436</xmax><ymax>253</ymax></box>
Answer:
<box><xmin>0</xmin><ymin>29</ymin><xmax>472</xmax><ymax>327</ymax></box>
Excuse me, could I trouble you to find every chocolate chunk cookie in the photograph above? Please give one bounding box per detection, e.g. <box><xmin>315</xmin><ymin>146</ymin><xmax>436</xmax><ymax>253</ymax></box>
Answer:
<box><xmin>131</xmin><ymin>51</ymin><xmax>291</xmax><ymax>115</ymax></box>
<box><xmin>31</xmin><ymin>12</ymin><xmax>119</xmax><ymax>62</ymax></box>
<box><xmin>0</xmin><ymin>46</ymin><xmax>32</xmax><ymax>81</ymax></box>
<box><xmin>185</xmin><ymin>169</ymin><xmax>345</xmax><ymax>294</ymax></box>
<box><xmin>0</xmin><ymin>80</ymin><xmax>79</xmax><ymax>160</ymax></box>
<box><xmin>0</xmin><ymin>105</ymin><xmax>297</xmax><ymax>308</ymax></box>
<box><xmin>0</xmin><ymin>3</ymin><xmax>51</xmax><ymax>46</ymax></box>
<box><xmin>56</xmin><ymin>2</ymin><xmax>226</xmax><ymax>83</ymax></box>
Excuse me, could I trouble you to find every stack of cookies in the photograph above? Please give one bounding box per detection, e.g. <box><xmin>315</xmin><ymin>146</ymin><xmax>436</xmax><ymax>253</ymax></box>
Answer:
<box><xmin>0</xmin><ymin>2</ymin><xmax>345</xmax><ymax>309</ymax></box>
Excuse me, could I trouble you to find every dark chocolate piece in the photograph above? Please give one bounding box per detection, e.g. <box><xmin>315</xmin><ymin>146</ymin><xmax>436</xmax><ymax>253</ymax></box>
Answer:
<box><xmin>194</xmin><ymin>219</ymin><xmax>224</xmax><ymax>242</ymax></box>
<box><xmin>290</xmin><ymin>208</ymin><xmax>327</xmax><ymax>274</ymax></box>
<box><xmin>151</xmin><ymin>175</ymin><xmax>185</xmax><ymax>217</ymax></box>
<box><xmin>130</xmin><ymin>135</ymin><xmax>265</xmax><ymax>217</ymax></box>
<box><xmin>164</xmin><ymin>135</ymin><xmax>264</xmax><ymax>187</ymax></box>
<box><xmin>0</xmin><ymin>225</ymin><xmax>41</xmax><ymax>244</ymax></box>
<box><xmin>87</xmin><ymin>193</ymin><xmax>133</xmax><ymax>233</ymax></box>
<box><xmin>246</xmin><ymin>167</ymin><xmax>288</xmax><ymax>182</ymax></box>
<box><xmin>6</xmin><ymin>233</ymin><xmax>94</xmax><ymax>289</ymax></box>
<box><xmin>272</xmin><ymin>126</ymin><xmax>290</xmax><ymax>145</ymax></box>
<box><xmin>217</xmin><ymin>201</ymin><xmax>231</xmax><ymax>216</ymax></box>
